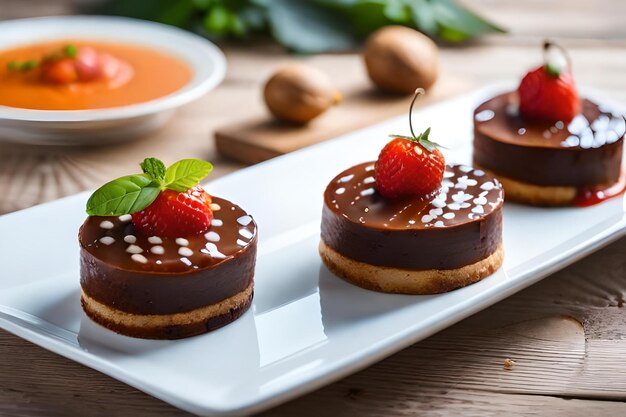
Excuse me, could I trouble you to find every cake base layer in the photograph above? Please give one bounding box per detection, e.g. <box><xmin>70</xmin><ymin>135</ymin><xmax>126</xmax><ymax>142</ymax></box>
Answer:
<box><xmin>320</xmin><ymin>240</ymin><xmax>504</xmax><ymax>294</ymax></box>
<box><xmin>474</xmin><ymin>163</ymin><xmax>578</xmax><ymax>206</ymax></box>
<box><xmin>81</xmin><ymin>283</ymin><xmax>253</xmax><ymax>340</ymax></box>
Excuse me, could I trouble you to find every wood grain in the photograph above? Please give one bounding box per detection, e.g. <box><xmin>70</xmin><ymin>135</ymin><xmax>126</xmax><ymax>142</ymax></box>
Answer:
<box><xmin>2</xmin><ymin>1</ymin><xmax>626</xmax><ymax>416</ymax></box>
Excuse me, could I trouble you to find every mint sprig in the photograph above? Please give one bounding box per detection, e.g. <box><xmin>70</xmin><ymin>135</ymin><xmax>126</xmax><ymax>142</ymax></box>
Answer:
<box><xmin>140</xmin><ymin>157</ymin><xmax>166</xmax><ymax>181</ymax></box>
<box><xmin>86</xmin><ymin>158</ymin><xmax>213</xmax><ymax>216</ymax></box>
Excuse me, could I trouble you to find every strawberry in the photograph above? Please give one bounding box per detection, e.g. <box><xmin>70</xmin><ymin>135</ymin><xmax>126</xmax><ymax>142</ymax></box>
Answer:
<box><xmin>131</xmin><ymin>185</ymin><xmax>213</xmax><ymax>238</ymax></box>
<box><xmin>518</xmin><ymin>41</ymin><xmax>580</xmax><ymax>123</ymax></box>
<box><xmin>86</xmin><ymin>158</ymin><xmax>216</xmax><ymax>238</ymax></box>
<box><xmin>374</xmin><ymin>88</ymin><xmax>445</xmax><ymax>198</ymax></box>
<box><xmin>375</xmin><ymin>128</ymin><xmax>445</xmax><ymax>198</ymax></box>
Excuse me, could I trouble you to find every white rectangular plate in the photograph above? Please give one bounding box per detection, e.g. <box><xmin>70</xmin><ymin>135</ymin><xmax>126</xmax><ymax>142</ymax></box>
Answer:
<box><xmin>1</xmin><ymin>85</ymin><xmax>625</xmax><ymax>416</ymax></box>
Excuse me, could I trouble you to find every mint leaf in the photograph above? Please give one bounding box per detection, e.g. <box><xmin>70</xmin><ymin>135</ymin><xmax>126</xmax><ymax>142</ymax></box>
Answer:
<box><xmin>140</xmin><ymin>157</ymin><xmax>166</xmax><ymax>181</ymax></box>
<box><xmin>86</xmin><ymin>174</ymin><xmax>161</xmax><ymax>216</ymax></box>
<box><xmin>164</xmin><ymin>159</ymin><xmax>213</xmax><ymax>192</ymax></box>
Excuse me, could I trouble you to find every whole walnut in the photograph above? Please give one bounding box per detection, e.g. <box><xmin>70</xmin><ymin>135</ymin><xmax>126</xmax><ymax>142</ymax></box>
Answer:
<box><xmin>364</xmin><ymin>26</ymin><xmax>439</xmax><ymax>94</ymax></box>
<box><xmin>264</xmin><ymin>63</ymin><xmax>341</xmax><ymax>124</ymax></box>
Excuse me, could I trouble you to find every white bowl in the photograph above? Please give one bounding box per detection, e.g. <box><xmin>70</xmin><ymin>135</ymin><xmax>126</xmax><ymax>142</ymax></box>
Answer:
<box><xmin>0</xmin><ymin>16</ymin><xmax>227</xmax><ymax>145</ymax></box>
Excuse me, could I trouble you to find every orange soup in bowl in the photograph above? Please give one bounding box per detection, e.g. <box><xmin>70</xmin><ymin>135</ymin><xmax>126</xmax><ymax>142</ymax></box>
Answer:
<box><xmin>0</xmin><ymin>40</ymin><xmax>192</xmax><ymax>110</ymax></box>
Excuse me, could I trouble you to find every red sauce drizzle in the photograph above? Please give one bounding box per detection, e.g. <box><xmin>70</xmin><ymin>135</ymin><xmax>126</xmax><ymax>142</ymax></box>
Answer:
<box><xmin>573</xmin><ymin>172</ymin><xmax>626</xmax><ymax>207</ymax></box>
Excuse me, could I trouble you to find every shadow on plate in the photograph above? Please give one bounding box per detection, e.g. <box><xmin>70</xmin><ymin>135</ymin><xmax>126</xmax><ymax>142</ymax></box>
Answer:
<box><xmin>318</xmin><ymin>264</ymin><xmax>423</xmax><ymax>331</ymax></box>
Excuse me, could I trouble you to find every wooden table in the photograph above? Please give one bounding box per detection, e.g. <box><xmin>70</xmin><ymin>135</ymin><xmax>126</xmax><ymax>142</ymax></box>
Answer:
<box><xmin>2</xmin><ymin>1</ymin><xmax>626</xmax><ymax>416</ymax></box>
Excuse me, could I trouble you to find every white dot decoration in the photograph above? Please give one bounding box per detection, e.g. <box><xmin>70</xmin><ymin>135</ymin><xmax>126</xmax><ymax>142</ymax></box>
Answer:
<box><xmin>475</xmin><ymin>109</ymin><xmax>495</xmax><ymax>122</ymax></box>
<box><xmin>99</xmin><ymin>220</ymin><xmax>114</xmax><ymax>229</ymax></box>
<box><xmin>237</xmin><ymin>215</ymin><xmax>253</xmax><ymax>226</ymax></box>
<box><xmin>126</xmin><ymin>245</ymin><xmax>143</xmax><ymax>254</ymax></box>
<box><xmin>150</xmin><ymin>246</ymin><xmax>165</xmax><ymax>255</ymax></box>
<box><xmin>239</xmin><ymin>228</ymin><xmax>254</xmax><ymax>240</ymax></box>
<box><xmin>205</xmin><ymin>231</ymin><xmax>221</xmax><ymax>242</ymax></box>
<box><xmin>131</xmin><ymin>254</ymin><xmax>148</xmax><ymax>264</ymax></box>
<box><xmin>99</xmin><ymin>236</ymin><xmax>115</xmax><ymax>245</ymax></box>
<box><xmin>178</xmin><ymin>247</ymin><xmax>193</xmax><ymax>257</ymax></box>
<box><xmin>148</xmin><ymin>236</ymin><xmax>162</xmax><ymax>244</ymax></box>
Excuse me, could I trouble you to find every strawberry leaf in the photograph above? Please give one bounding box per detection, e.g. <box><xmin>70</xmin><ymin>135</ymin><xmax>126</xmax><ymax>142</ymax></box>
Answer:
<box><xmin>419</xmin><ymin>139</ymin><xmax>436</xmax><ymax>152</ymax></box>
<box><xmin>164</xmin><ymin>159</ymin><xmax>214</xmax><ymax>192</ymax></box>
<box><xmin>389</xmin><ymin>127</ymin><xmax>446</xmax><ymax>152</ymax></box>
<box><xmin>140</xmin><ymin>157</ymin><xmax>166</xmax><ymax>182</ymax></box>
<box><xmin>86</xmin><ymin>174</ymin><xmax>161</xmax><ymax>216</ymax></box>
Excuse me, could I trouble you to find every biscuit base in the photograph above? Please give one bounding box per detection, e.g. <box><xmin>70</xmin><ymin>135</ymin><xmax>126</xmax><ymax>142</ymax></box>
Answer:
<box><xmin>320</xmin><ymin>241</ymin><xmax>504</xmax><ymax>294</ymax></box>
<box><xmin>473</xmin><ymin>163</ymin><xmax>578</xmax><ymax>206</ymax></box>
<box><xmin>81</xmin><ymin>283</ymin><xmax>253</xmax><ymax>340</ymax></box>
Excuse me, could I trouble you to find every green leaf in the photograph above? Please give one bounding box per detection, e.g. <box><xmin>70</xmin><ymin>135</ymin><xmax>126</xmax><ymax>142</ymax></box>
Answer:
<box><xmin>192</xmin><ymin>0</ymin><xmax>212</xmax><ymax>10</ymax></box>
<box><xmin>407</xmin><ymin>0</ymin><xmax>437</xmax><ymax>35</ymax></box>
<box><xmin>228</xmin><ymin>14</ymin><xmax>246</xmax><ymax>36</ymax></box>
<box><xmin>388</xmin><ymin>127</ymin><xmax>445</xmax><ymax>152</ymax></box>
<box><xmin>204</xmin><ymin>4</ymin><xmax>232</xmax><ymax>35</ymax></box>
<box><xmin>383</xmin><ymin>0</ymin><xmax>410</xmax><ymax>22</ymax></box>
<box><xmin>86</xmin><ymin>175</ymin><xmax>161</xmax><ymax>216</ymax></box>
<box><xmin>9</xmin><ymin>60</ymin><xmax>39</xmax><ymax>71</ymax></box>
<box><xmin>64</xmin><ymin>44</ymin><xmax>77</xmax><ymax>58</ymax></box>
<box><xmin>140</xmin><ymin>157</ymin><xmax>166</xmax><ymax>181</ymax></box>
<box><xmin>349</xmin><ymin>1</ymin><xmax>394</xmax><ymax>35</ymax></box>
<box><xmin>238</xmin><ymin>4</ymin><xmax>267</xmax><ymax>31</ymax></box>
<box><xmin>164</xmin><ymin>159</ymin><xmax>214</xmax><ymax>192</ymax></box>
<box><xmin>98</xmin><ymin>0</ymin><xmax>196</xmax><ymax>28</ymax></box>
<box><xmin>431</xmin><ymin>0</ymin><xmax>505</xmax><ymax>41</ymax></box>
<box><xmin>95</xmin><ymin>0</ymin><xmax>505</xmax><ymax>51</ymax></box>
<box><xmin>266</xmin><ymin>0</ymin><xmax>358</xmax><ymax>53</ymax></box>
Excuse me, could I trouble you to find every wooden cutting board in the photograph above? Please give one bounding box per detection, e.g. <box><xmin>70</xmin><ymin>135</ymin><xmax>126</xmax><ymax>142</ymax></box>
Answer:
<box><xmin>214</xmin><ymin>73</ymin><xmax>471</xmax><ymax>164</ymax></box>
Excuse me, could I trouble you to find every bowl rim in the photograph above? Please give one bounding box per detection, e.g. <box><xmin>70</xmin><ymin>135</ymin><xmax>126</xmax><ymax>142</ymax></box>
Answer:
<box><xmin>0</xmin><ymin>15</ymin><xmax>227</xmax><ymax>123</ymax></box>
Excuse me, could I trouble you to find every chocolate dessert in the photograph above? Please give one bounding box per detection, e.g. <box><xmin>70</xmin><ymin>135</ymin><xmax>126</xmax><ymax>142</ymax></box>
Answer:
<box><xmin>79</xmin><ymin>158</ymin><xmax>257</xmax><ymax>339</ymax></box>
<box><xmin>473</xmin><ymin>42</ymin><xmax>626</xmax><ymax>206</ymax></box>
<box><xmin>474</xmin><ymin>93</ymin><xmax>625</xmax><ymax>205</ymax></box>
<box><xmin>320</xmin><ymin>162</ymin><xmax>504</xmax><ymax>294</ymax></box>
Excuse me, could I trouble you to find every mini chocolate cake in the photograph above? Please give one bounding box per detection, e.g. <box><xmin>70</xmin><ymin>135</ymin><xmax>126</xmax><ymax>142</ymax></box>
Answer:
<box><xmin>79</xmin><ymin>196</ymin><xmax>257</xmax><ymax>339</ymax></box>
<box><xmin>320</xmin><ymin>162</ymin><xmax>504</xmax><ymax>294</ymax></box>
<box><xmin>473</xmin><ymin>92</ymin><xmax>625</xmax><ymax>206</ymax></box>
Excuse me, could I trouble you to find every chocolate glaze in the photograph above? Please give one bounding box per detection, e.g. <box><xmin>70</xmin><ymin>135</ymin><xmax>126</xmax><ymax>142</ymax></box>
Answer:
<box><xmin>79</xmin><ymin>196</ymin><xmax>257</xmax><ymax>315</ymax></box>
<box><xmin>474</xmin><ymin>92</ymin><xmax>625</xmax><ymax>186</ymax></box>
<box><xmin>321</xmin><ymin>162</ymin><xmax>504</xmax><ymax>270</ymax></box>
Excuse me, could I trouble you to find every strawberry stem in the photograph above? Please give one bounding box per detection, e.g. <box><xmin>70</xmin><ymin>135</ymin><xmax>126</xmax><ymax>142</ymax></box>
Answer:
<box><xmin>542</xmin><ymin>40</ymin><xmax>571</xmax><ymax>78</ymax></box>
<box><xmin>408</xmin><ymin>88</ymin><xmax>425</xmax><ymax>140</ymax></box>
<box><xmin>389</xmin><ymin>88</ymin><xmax>444</xmax><ymax>153</ymax></box>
